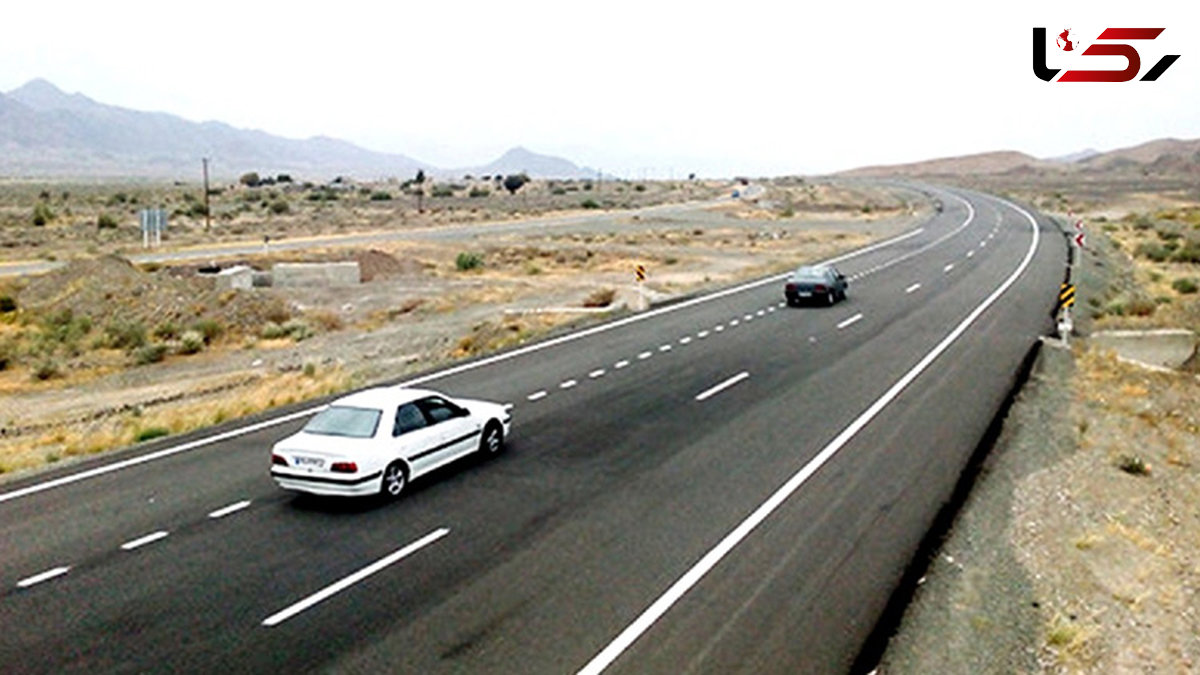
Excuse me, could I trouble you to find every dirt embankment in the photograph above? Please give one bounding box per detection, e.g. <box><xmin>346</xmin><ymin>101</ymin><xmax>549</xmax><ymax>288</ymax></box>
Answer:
<box><xmin>878</xmin><ymin>188</ymin><xmax>1200</xmax><ymax>673</ymax></box>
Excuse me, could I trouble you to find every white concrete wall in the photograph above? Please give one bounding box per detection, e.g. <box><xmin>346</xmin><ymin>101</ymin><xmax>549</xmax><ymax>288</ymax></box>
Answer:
<box><xmin>272</xmin><ymin>262</ymin><xmax>361</xmax><ymax>288</ymax></box>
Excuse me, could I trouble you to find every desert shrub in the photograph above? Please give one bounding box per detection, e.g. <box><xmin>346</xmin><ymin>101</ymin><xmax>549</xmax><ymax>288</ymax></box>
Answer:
<box><xmin>469</xmin><ymin>188</ymin><xmax>490</xmax><ymax>198</ymax></box>
<box><xmin>1172</xmin><ymin>278</ymin><xmax>1199</xmax><ymax>294</ymax></box>
<box><xmin>104</xmin><ymin>319</ymin><xmax>146</xmax><ymax>350</ymax></box>
<box><xmin>260</xmin><ymin>321</ymin><xmax>288</xmax><ymax>339</ymax></box>
<box><xmin>0</xmin><ymin>338</ymin><xmax>13</xmax><ymax>371</ymax></box>
<box><xmin>583</xmin><ymin>288</ymin><xmax>616</xmax><ymax>308</ymax></box>
<box><xmin>1117</xmin><ymin>454</ymin><xmax>1150</xmax><ymax>475</ymax></box>
<box><xmin>1171</xmin><ymin>241</ymin><xmax>1200</xmax><ymax>263</ymax></box>
<box><xmin>1135</xmin><ymin>242</ymin><xmax>1169</xmax><ymax>262</ymax></box>
<box><xmin>1157</xmin><ymin>228</ymin><xmax>1183</xmax><ymax>242</ymax></box>
<box><xmin>456</xmin><ymin>252</ymin><xmax>484</xmax><ymax>271</ymax></box>
<box><xmin>580</xmin><ymin>199</ymin><xmax>601</xmax><ymax>209</ymax></box>
<box><xmin>634</xmin><ymin>184</ymin><xmax>646</xmax><ymax>192</ymax></box>
<box><xmin>42</xmin><ymin>309</ymin><xmax>91</xmax><ymax>345</ymax></box>
<box><xmin>551</xmin><ymin>187</ymin><xmax>567</xmax><ymax>196</ymax></box>
<box><xmin>431</xmin><ymin>186</ymin><xmax>455</xmax><ymax>198</ymax></box>
<box><xmin>153</xmin><ymin>320</ymin><xmax>180</xmax><ymax>340</ymax></box>
<box><xmin>32</xmin><ymin>202</ymin><xmax>54</xmax><ymax>226</ymax></box>
<box><xmin>307</xmin><ymin>309</ymin><xmax>343</xmax><ymax>331</ymax></box>
<box><xmin>0</xmin><ymin>295</ymin><xmax>17</xmax><ymax>313</ymax></box>
<box><xmin>177</xmin><ymin>330</ymin><xmax>205</xmax><ymax>354</ymax></box>
<box><xmin>133</xmin><ymin>343</ymin><xmax>168</xmax><ymax>365</ymax></box>
<box><xmin>369</xmin><ymin>191</ymin><xmax>393</xmax><ymax>201</ymax></box>
<box><xmin>239</xmin><ymin>172</ymin><xmax>261</xmax><ymax>187</ymax></box>
<box><xmin>135</xmin><ymin>427</ymin><xmax>170</xmax><ymax>443</ymax></box>
<box><xmin>190</xmin><ymin>318</ymin><xmax>223</xmax><ymax>343</ymax></box>
<box><xmin>1125</xmin><ymin>297</ymin><xmax>1157</xmax><ymax>317</ymax></box>
<box><xmin>269</xmin><ymin>199</ymin><xmax>290</xmax><ymax>215</ymax></box>
<box><xmin>97</xmin><ymin>213</ymin><xmax>119</xmax><ymax>229</ymax></box>
<box><xmin>282</xmin><ymin>318</ymin><xmax>313</xmax><ymax>341</ymax></box>
<box><xmin>502</xmin><ymin>174</ymin><xmax>528</xmax><ymax>195</ymax></box>
<box><xmin>1130</xmin><ymin>214</ymin><xmax>1155</xmax><ymax>231</ymax></box>
<box><xmin>188</xmin><ymin>203</ymin><xmax>209</xmax><ymax>218</ymax></box>
<box><xmin>33</xmin><ymin>358</ymin><xmax>60</xmax><ymax>381</ymax></box>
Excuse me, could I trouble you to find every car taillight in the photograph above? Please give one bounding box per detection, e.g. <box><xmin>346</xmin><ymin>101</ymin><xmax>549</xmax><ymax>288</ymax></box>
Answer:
<box><xmin>814</xmin><ymin>284</ymin><xmax>827</xmax><ymax>293</ymax></box>
<box><xmin>272</xmin><ymin>454</ymin><xmax>288</xmax><ymax>466</ymax></box>
<box><xmin>785</xmin><ymin>283</ymin><xmax>797</xmax><ymax>292</ymax></box>
<box><xmin>330</xmin><ymin>462</ymin><xmax>358</xmax><ymax>473</ymax></box>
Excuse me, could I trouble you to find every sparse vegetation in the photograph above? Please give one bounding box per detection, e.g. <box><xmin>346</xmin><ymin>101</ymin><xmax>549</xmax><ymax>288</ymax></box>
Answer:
<box><xmin>1171</xmin><ymin>277</ymin><xmax>1198</xmax><ymax>294</ymax></box>
<box><xmin>134</xmin><ymin>427</ymin><xmax>170</xmax><ymax>443</ymax></box>
<box><xmin>455</xmin><ymin>251</ymin><xmax>484</xmax><ymax>271</ymax></box>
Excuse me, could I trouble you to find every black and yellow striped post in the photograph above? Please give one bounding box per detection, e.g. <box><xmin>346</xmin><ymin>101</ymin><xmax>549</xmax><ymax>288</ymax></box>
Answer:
<box><xmin>635</xmin><ymin>264</ymin><xmax>646</xmax><ymax>283</ymax></box>
<box><xmin>635</xmin><ymin>264</ymin><xmax>647</xmax><ymax>310</ymax></box>
<box><xmin>1058</xmin><ymin>283</ymin><xmax>1076</xmax><ymax>310</ymax></box>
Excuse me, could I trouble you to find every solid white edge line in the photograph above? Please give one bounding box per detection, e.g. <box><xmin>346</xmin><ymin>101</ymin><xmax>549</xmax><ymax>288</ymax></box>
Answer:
<box><xmin>836</xmin><ymin>313</ymin><xmax>864</xmax><ymax>330</ymax></box>
<box><xmin>527</xmin><ymin>391</ymin><xmax>548</xmax><ymax>401</ymax></box>
<box><xmin>905</xmin><ymin>283</ymin><xmax>922</xmax><ymax>294</ymax></box>
<box><xmin>576</xmin><ymin>192</ymin><xmax>1040</xmax><ymax>675</ymax></box>
<box><xmin>694</xmin><ymin>372</ymin><xmax>751</xmax><ymax>402</ymax></box>
<box><xmin>16</xmin><ymin>566</ymin><xmax>70</xmax><ymax>588</ymax></box>
<box><xmin>262</xmin><ymin>528</ymin><xmax>450</xmax><ymax>627</ymax></box>
<box><xmin>208</xmin><ymin>500</ymin><xmax>252</xmax><ymax>519</ymax></box>
<box><xmin>121</xmin><ymin>530</ymin><xmax>170</xmax><ymax>551</ymax></box>
<box><xmin>0</xmin><ymin>407</ymin><xmax>320</xmax><ymax>505</ymax></box>
<box><xmin>1</xmin><ymin>226</ymin><xmax>929</xmax><ymax>505</ymax></box>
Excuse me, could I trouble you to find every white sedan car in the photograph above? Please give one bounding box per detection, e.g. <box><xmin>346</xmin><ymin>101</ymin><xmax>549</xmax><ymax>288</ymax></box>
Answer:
<box><xmin>270</xmin><ymin>387</ymin><xmax>512</xmax><ymax>498</ymax></box>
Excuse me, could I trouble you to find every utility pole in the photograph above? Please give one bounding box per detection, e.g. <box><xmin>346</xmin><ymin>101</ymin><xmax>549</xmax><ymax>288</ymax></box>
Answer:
<box><xmin>202</xmin><ymin>158</ymin><xmax>211</xmax><ymax>232</ymax></box>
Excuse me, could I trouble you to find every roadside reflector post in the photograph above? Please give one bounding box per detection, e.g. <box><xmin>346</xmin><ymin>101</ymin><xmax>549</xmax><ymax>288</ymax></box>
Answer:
<box><xmin>635</xmin><ymin>264</ymin><xmax>647</xmax><ymax>311</ymax></box>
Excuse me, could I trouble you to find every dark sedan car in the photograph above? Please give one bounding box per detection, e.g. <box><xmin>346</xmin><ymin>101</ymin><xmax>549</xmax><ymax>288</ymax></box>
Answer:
<box><xmin>784</xmin><ymin>265</ymin><xmax>848</xmax><ymax>306</ymax></box>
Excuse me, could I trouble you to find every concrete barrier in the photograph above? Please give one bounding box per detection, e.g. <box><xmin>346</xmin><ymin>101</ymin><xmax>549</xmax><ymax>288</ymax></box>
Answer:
<box><xmin>214</xmin><ymin>265</ymin><xmax>254</xmax><ymax>291</ymax></box>
<box><xmin>273</xmin><ymin>262</ymin><xmax>361</xmax><ymax>288</ymax></box>
<box><xmin>1090</xmin><ymin>329</ymin><xmax>1198</xmax><ymax>369</ymax></box>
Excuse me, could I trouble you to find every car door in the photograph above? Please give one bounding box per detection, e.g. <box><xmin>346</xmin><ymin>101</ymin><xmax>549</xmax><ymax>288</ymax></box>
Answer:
<box><xmin>392</xmin><ymin>401</ymin><xmax>442</xmax><ymax>478</ymax></box>
<box><xmin>415</xmin><ymin>396</ymin><xmax>480</xmax><ymax>471</ymax></box>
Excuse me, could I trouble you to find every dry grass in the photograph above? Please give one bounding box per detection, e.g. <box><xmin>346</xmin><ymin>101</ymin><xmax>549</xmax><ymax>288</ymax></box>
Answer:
<box><xmin>0</xmin><ymin>366</ymin><xmax>351</xmax><ymax>476</ymax></box>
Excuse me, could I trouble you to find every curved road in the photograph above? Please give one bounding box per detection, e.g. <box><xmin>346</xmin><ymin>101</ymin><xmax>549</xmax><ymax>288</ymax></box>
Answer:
<box><xmin>0</xmin><ymin>184</ymin><xmax>1064</xmax><ymax>674</ymax></box>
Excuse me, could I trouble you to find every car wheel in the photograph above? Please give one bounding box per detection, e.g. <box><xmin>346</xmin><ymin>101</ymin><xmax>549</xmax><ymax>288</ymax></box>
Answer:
<box><xmin>380</xmin><ymin>461</ymin><xmax>408</xmax><ymax>499</ymax></box>
<box><xmin>479</xmin><ymin>422</ymin><xmax>504</xmax><ymax>456</ymax></box>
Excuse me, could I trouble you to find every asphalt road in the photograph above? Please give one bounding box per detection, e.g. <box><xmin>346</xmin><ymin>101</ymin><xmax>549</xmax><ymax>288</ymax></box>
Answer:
<box><xmin>0</xmin><ymin>185</ymin><xmax>1065</xmax><ymax>674</ymax></box>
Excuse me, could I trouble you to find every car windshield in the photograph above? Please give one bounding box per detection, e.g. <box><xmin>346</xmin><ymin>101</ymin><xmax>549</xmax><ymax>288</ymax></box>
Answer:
<box><xmin>303</xmin><ymin>406</ymin><xmax>382</xmax><ymax>438</ymax></box>
<box><xmin>793</xmin><ymin>267</ymin><xmax>827</xmax><ymax>280</ymax></box>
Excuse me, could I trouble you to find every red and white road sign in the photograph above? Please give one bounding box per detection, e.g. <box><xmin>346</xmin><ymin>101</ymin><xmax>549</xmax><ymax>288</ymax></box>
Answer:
<box><xmin>1074</xmin><ymin>232</ymin><xmax>1086</xmax><ymax>248</ymax></box>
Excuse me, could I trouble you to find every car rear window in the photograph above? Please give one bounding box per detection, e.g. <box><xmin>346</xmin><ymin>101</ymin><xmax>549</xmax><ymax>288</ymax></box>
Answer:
<box><xmin>303</xmin><ymin>406</ymin><xmax>382</xmax><ymax>438</ymax></box>
<box><xmin>793</xmin><ymin>267</ymin><xmax>827</xmax><ymax>280</ymax></box>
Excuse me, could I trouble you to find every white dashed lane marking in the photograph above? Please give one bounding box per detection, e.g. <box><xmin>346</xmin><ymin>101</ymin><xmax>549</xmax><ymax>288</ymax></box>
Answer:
<box><xmin>208</xmin><ymin>500</ymin><xmax>252</xmax><ymax>519</ymax></box>
<box><xmin>121</xmin><ymin>531</ymin><xmax>169</xmax><ymax>551</ymax></box>
<box><xmin>837</xmin><ymin>313</ymin><xmax>864</xmax><ymax>330</ymax></box>
<box><xmin>679</xmin><ymin>337</ymin><xmax>692</xmax><ymax>345</ymax></box>
<box><xmin>695</xmin><ymin>372</ymin><xmax>751</xmax><ymax>402</ymax></box>
<box><xmin>905</xmin><ymin>283</ymin><xmax>922</xmax><ymax>294</ymax></box>
<box><xmin>615</xmin><ymin>360</ymin><xmax>630</xmax><ymax>369</ymax></box>
<box><xmin>697</xmin><ymin>331</ymin><xmax>710</xmax><ymax>339</ymax></box>
<box><xmin>638</xmin><ymin>351</ymin><xmax>653</xmax><ymax>360</ymax></box>
<box><xmin>527</xmin><ymin>391</ymin><xmax>548</xmax><ymax>401</ymax></box>
<box><xmin>16</xmin><ymin>566</ymin><xmax>70</xmax><ymax>589</ymax></box>
<box><xmin>560</xmin><ymin>380</ymin><xmax>578</xmax><ymax>389</ymax></box>
<box><xmin>659</xmin><ymin>345</ymin><xmax>672</xmax><ymax>352</ymax></box>
<box><xmin>944</xmin><ymin>263</ymin><xmax>955</xmax><ymax>273</ymax></box>
<box><xmin>588</xmin><ymin>369</ymin><xmax>606</xmax><ymax>379</ymax></box>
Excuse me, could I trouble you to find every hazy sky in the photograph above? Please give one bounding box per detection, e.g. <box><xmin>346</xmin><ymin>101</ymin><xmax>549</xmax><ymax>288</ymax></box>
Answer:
<box><xmin>3</xmin><ymin>0</ymin><xmax>1196</xmax><ymax>177</ymax></box>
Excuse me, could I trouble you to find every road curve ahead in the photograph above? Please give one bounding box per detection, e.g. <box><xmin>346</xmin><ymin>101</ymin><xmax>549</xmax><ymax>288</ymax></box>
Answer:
<box><xmin>0</xmin><ymin>185</ymin><xmax>1065</xmax><ymax>674</ymax></box>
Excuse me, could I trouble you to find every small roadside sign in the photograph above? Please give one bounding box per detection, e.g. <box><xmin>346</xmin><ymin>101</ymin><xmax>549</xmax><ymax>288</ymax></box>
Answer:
<box><xmin>635</xmin><ymin>264</ymin><xmax>646</xmax><ymax>283</ymax></box>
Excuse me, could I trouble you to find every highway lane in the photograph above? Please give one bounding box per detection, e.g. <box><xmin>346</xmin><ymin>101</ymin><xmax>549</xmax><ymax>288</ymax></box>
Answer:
<box><xmin>0</xmin><ymin>185</ymin><xmax>1064</xmax><ymax>673</ymax></box>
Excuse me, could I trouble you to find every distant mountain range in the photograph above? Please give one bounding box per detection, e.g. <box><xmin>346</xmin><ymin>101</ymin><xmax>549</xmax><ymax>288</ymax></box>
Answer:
<box><xmin>840</xmin><ymin>138</ymin><xmax>1200</xmax><ymax>178</ymax></box>
<box><xmin>0</xmin><ymin>79</ymin><xmax>598</xmax><ymax>180</ymax></box>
